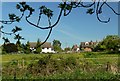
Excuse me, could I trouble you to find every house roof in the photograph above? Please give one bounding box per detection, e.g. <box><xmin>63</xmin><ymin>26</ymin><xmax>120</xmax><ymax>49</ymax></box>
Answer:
<box><xmin>42</xmin><ymin>42</ymin><xmax>52</xmax><ymax>48</ymax></box>
<box><xmin>29</xmin><ymin>42</ymin><xmax>36</xmax><ymax>48</ymax></box>
<box><xmin>72</xmin><ymin>45</ymin><xmax>79</xmax><ymax>50</ymax></box>
<box><xmin>29</xmin><ymin>42</ymin><xmax>52</xmax><ymax>48</ymax></box>
<box><xmin>80</xmin><ymin>41</ymin><xmax>98</xmax><ymax>48</ymax></box>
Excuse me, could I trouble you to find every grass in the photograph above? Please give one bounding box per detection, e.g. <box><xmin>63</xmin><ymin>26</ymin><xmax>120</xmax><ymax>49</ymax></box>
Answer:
<box><xmin>2</xmin><ymin>53</ymin><xmax>83</xmax><ymax>63</ymax></box>
<box><xmin>2</xmin><ymin>52</ymin><xmax>118</xmax><ymax>64</ymax></box>
<box><xmin>1</xmin><ymin>52</ymin><xmax>119</xmax><ymax>79</ymax></box>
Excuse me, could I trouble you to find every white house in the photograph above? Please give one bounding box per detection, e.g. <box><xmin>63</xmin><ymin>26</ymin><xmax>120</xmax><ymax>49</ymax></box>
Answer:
<box><xmin>29</xmin><ymin>42</ymin><xmax>55</xmax><ymax>53</ymax></box>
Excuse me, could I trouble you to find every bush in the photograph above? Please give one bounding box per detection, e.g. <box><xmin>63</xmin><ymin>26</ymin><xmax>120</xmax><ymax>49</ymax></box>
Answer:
<box><xmin>83</xmin><ymin>52</ymin><xmax>96</xmax><ymax>58</ymax></box>
<box><xmin>2</xmin><ymin>43</ymin><xmax>18</xmax><ymax>53</ymax></box>
<box><xmin>2</xmin><ymin>53</ymin><xmax>119</xmax><ymax>79</ymax></box>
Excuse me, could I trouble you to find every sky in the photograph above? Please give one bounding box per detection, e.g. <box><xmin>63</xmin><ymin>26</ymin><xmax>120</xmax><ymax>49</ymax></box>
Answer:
<box><xmin>0</xmin><ymin>1</ymin><xmax>119</xmax><ymax>49</ymax></box>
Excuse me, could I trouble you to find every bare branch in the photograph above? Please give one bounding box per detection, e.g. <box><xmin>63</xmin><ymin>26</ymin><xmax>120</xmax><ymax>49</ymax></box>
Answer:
<box><xmin>96</xmin><ymin>0</ymin><xmax>110</xmax><ymax>23</ymax></box>
<box><xmin>1</xmin><ymin>1</ymin><xmax>120</xmax><ymax>46</ymax></box>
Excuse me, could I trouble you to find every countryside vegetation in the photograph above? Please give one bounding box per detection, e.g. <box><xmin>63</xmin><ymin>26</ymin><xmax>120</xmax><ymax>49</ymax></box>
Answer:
<box><xmin>0</xmin><ymin>1</ymin><xmax>120</xmax><ymax>80</ymax></box>
<box><xmin>1</xmin><ymin>35</ymin><xmax>120</xmax><ymax>80</ymax></box>
<box><xmin>1</xmin><ymin>53</ymin><xmax>120</xmax><ymax>80</ymax></box>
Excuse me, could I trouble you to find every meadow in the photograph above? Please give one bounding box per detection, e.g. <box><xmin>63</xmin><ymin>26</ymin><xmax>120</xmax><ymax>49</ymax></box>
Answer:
<box><xmin>1</xmin><ymin>52</ymin><xmax>120</xmax><ymax>80</ymax></box>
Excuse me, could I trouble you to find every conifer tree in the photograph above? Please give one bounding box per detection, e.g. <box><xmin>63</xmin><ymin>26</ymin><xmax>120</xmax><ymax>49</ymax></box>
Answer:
<box><xmin>35</xmin><ymin>39</ymin><xmax>42</xmax><ymax>54</ymax></box>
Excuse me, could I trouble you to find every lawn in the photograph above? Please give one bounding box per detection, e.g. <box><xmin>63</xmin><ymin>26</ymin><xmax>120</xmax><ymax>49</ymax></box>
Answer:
<box><xmin>1</xmin><ymin>52</ymin><xmax>120</xmax><ymax>80</ymax></box>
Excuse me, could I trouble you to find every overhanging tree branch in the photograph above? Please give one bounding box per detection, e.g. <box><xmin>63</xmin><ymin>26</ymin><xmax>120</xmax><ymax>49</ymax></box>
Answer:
<box><xmin>25</xmin><ymin>8</ymin><xmax>63</xmax><ymax>29</ymax></box>
<box><xmin>0</xmin><ymin>0</ymin><xmax>120</xmax><ymax>47</ymax></box>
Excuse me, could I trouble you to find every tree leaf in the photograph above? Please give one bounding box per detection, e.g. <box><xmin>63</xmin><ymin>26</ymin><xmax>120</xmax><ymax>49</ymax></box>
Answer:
<box><xmin>16</xmin><ymin>4</ymin><xmax>21</xmax><ymax>9</ymax></box>
<box><xmin>12</xmin><ymin>26</ymin><xmax>22</xmax><ymax>33</ymax></box>
<box><xmin>86</xmin><ymin>8</ymin><xmax>94</xmax><ymax>15</ymax></box>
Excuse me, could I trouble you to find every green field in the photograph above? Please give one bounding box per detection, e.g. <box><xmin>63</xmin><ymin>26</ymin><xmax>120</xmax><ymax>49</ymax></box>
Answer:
<box><xmin>1</xmin><ymin>52</ymin><xmax>120</xmax><ymax>80</ymax></box>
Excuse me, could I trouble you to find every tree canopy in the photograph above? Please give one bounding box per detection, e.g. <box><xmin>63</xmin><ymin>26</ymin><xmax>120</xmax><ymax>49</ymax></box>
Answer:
<box><xmin>35</xmin><ymin>39</ymin><xmax>42</xmax><ymax>53</ymax></box>
<box><xmin>53</xmin><ymin>39</ymin><xmax>62</xmax><ymax>52</ymax></box>
<box><xmin>94</xmin><ymin>35</ymin><xmax>120</xmax><ymax>53</ymax></box>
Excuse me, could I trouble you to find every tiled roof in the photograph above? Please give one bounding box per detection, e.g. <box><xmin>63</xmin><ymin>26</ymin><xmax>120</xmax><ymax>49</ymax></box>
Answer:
<box><xmin>30</xmin><ymin>42</ymin><xmax>52</xmax><ymax>48</ymax></box>
<box><xmin>72</xmin><ymin>44</ymin><xmax>79</xmax><ymax>49</ymax></box>
<box><xmin>80</xmin><ymin>41</ymin><xmax>98</xmax><ymax>48</ymax></box>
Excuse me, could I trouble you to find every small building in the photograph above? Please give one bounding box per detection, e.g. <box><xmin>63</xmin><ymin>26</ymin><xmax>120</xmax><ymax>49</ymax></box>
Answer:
<box><xmin>72</xmin><ymin>44</ymin><xmax>80</xmax><ymax>52</ymax></box>
<box><xmin>29</xmin><ymin>42</ymin><xmax>55</xmax><ymax>53</ymax></box>
<box><xmin>80</xmin><ymin>40</ymin><xmax>98</xmax><ymax>52</ymax></box>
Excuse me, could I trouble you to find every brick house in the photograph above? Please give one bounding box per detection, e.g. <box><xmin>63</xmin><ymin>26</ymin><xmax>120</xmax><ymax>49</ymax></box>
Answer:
<box><xmin>80</xmin><ymin>40</ymin><xmax>98</xmax><ymax>52</ymax></box>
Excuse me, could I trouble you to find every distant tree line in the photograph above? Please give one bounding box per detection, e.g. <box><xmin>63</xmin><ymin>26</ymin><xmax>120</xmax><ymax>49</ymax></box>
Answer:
<box><xmin>2</xmin><ymin>41</ymin><xmax>30</xmax><ymax>54</ymax></box>
<box><xmin>64</xmin><ymin>35</ymin><xmax>120</xmax><ymax>54</ymax></box>
<box><xmin>1</xmin><ymin>35</ymin><xmax>120</xmax><ymax>54</ymax></box>
<box><xmin>1</xmin><ymin>39</ymin><xmax>62</xmax><ymax>54</ymax></box>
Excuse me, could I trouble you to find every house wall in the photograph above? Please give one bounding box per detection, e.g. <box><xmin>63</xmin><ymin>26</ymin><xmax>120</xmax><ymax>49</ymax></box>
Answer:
<box><xmin>42</xmin><ymin>48</ymin><xmax>55</xmax><ymax>53</ymax></box>
<box><xmin>77</xmin><ymin>48</ymin><xmax>80</xmax><ymax>51</ymax></box>
<box><xmin>84</xmin><ymin>47</ymin><xmax>92</xmax><ymax>52</ymax></box>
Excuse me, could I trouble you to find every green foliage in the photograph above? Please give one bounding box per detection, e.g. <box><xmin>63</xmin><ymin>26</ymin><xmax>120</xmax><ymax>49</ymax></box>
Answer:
<box><xmin>16</xmin><ymin>40</ymin><xmax>23</xmax><ymax>53</ymax></box>
<box><xmin>58</xmin><ymin>3</ymin><xmax>65</xmax><ymax>9</ymax></box>
<box><xmin>39</xmin><ymin>6</ymin><xmax>53</xmax><ymax>19</ymax></box>
<box><xmin>16</xmin><ymin>4</ymin><xmax>21</xmax><ymax>9</ymax></box>
<box><xmin>17</xmin><ymin>2</ymin><xmax>35</xmax><ymax>17</ymax></box>
<box><xmin>35</xmin><ymin>39</ymin><xmax>42</xmax><ymax>54</ymax></box>
<box><xmin>83</xmin><ymin>52</ymin><xmax>97</xmax><ymax>58</ymax></box>
<box><xmin>2</xmin><ymin>53</ymin><xmax>119</xmax><ymax>79</ymax></box>
<box><xmin>2</xmin><ymin>37</ymin><xmax>10</xmax><ymax>43</ymax></box>
<box><xmin>53</xmin><ymin>39</ymin><xmax>62</xmax><ymax>52</ymax></box>
<box><xmin>12</xmin><ymin>26</ymin><xmax>22</xmax><ymax>33</ymax></box>
<box><xmin>94</xmin><ymin>35</ymin><xmax>120</xmax><ymax>53</ymax></box>
<box><xmin>8</xmin><ymin>13</ymin><xmax>20</xmax><ymax>22</ymax></box>
<box><xmin>58</xmin><ymin>3</ymin><xmax>72</xmax><ymax>10</ymax></box>
<box><xmin>64</xmin><ymin>47</ymin><xmax>71</xmax><ymax>52</ymax></box>
<box><xmin>9</xmin><ymin>59</ymin><xmax>18</xmax><ymax>66</ymax></box>
<box><xmin>64</xmin><ymin>56</ymin><xmax>77</xmax><ymax>67</ymax></box>
<box><xmin>53</xmin><ymin>45</ymin><xmax>62</xmax><ymax>53</ymax></box>
<box><xmin>24</xmin><ymin>41</ymin><xmax>31</xmax><ymax>54</ymax></box>
<box><xmin>86</xmin><ymin>8</ymin><xmax>94</xmax><ymax>14</ymax></box>
<box><xmin>2</xmin><ymin>25</ymin><xmax>24</xmax><ymax>54</ymax></box>
<box><xmin>14</xmin><ymin>34</ymin><xmax>24</xmax><ymax>41</ymax></box>
<box><xmin>2</xmin><ymin>43</ymin><xmax>18</xmax><ymax>53</ymax></box>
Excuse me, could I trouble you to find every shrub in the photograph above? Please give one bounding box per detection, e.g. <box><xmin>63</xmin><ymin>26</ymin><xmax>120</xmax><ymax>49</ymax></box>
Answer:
<box><xmin>83</xmin><ymin>52</ymin><xmax>96</xmax><ymax>58</ymax></box>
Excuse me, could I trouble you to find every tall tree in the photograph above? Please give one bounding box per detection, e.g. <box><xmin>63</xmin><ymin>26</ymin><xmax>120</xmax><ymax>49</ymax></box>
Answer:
<box><xmin>94</xmin><ymin>35</ymin><xmax>120</xmax><ymax>53</ymax></box>
<box><xmin>53</xmin><ymin>39</ymin><xmax>62</xmax><ymax>52</ymax></box>
<box><xmin>14</xmin><ymin>34</ymin><xmax>24</xmax><ymax>53</ymax></box>
<box><xmin>35</xmin><ymin>39</ymin><xmax>42</xmax><ymax>53</ymax></box>
<box><xmin>16</xmin><ymin>41</ymin><xmax>22</xmax><ymax>53</ymax></box>
<box><xmin>24</xmin><ymin>41</ymin><xmax>31</xmax><ymax>54</ymax></box>
<box><xmin>2</xmin><ymin>37</ymin><xmax>10</xmax><ymax>44</ymax></box>
<box><xmin>64</xmin><ymin>47</ymin><xmax>71</xmax><ymax>52</ymax></box>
